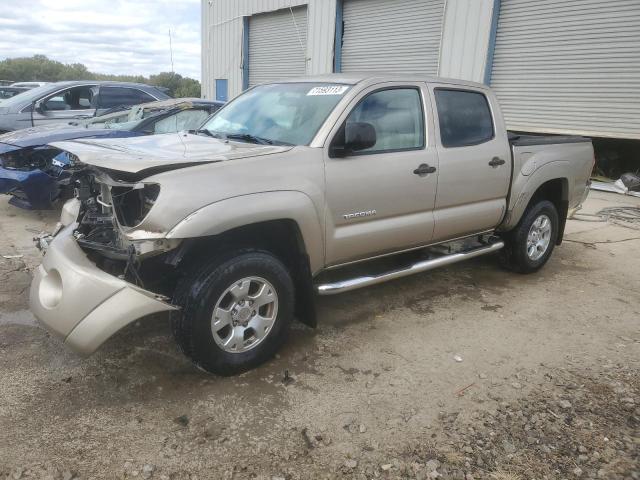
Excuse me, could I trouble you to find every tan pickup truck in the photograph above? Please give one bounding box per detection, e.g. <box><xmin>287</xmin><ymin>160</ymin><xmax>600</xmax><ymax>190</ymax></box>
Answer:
<box><xmin>29</xmin><ymin>75</ymin><xmax>593</xmax><ymax>375</ymax></box>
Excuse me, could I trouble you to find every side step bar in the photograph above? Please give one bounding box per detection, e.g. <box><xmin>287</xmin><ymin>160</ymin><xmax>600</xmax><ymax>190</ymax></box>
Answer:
<box><xmin>315</xmin><ymin>240</ymin><xmax>505</xmax><ymax>296</ymax></box>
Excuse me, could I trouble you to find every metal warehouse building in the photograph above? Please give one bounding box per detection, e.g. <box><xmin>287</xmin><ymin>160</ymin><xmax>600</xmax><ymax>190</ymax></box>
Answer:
<box><xmin>202</xmin><ymin>0</ymin><xmax>640</xmax><ymax>140</ymax></box>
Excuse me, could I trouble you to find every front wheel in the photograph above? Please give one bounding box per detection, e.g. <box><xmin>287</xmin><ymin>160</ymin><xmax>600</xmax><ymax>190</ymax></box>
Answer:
<box><xmin>500</xmin><ymin>200</ymin><xmax>559</xmax><ymax>273</ymax></box>
<box><xmin>171</xmin><ymin>250</ymin><xmax>295</xmax><ymax>375</ymax></box>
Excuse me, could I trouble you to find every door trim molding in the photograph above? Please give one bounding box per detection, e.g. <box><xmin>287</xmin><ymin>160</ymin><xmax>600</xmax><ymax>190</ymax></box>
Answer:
<box><xmin>323</xmin><ymin>229</ymin><xmax>495</xmax><ymax>271</ymax></box>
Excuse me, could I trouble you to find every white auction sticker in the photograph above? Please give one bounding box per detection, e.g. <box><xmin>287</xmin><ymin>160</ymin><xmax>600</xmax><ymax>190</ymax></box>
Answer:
<box><xmin>307</xmin><ymin>85</ymin><xmax>349</xmax><ymax>96</ymax></box>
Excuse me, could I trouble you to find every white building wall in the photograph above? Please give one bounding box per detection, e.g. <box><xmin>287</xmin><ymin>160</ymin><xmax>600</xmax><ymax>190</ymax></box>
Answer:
<box><xmin>438</xmin><ymin>0</ymin><xmax>495</xmax><ymax>83</ymax></box>
<box><xmin>201</xmin><ymin>0</ymin><xmax>494</xmax><ymax>99</ymax></box>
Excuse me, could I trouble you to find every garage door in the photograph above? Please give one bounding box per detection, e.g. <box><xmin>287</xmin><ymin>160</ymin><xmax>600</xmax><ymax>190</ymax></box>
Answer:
<box><xmin>490</xmin><ymin>0</ymin><xmax>640</xmax><ymax>139</ymax></box>
<box><xmin>248</xmin><ymin>6</ymin><xmax>308</xmax><ymax>87</ymax></box>
<box><xmin>340</xmin><ymin>0</ymin><xmax>445</xmax><ymax>76</ymax></box>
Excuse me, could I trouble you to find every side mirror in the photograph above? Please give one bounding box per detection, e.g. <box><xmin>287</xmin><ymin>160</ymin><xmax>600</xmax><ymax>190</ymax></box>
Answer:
<box><xmin>332</xmin><ymin>122</ymin><xmax>376</xmax><ymax>157</ymax></box>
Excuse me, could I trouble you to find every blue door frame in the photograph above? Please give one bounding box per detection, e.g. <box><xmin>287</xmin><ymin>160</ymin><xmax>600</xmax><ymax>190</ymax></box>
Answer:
<box><xmin>242</xmin><ymin>16</ymin><xmax>250</xmax><ymax>90</ymax></box>
<box><xmin>483</xmin><ymin>0</ymin><xmax>501</xmax><ymax>85</ymax></box>
<box><xmin>334</xmin><ymin>0</ymin><xmax>344</xmax><ymax>73</ymax></box>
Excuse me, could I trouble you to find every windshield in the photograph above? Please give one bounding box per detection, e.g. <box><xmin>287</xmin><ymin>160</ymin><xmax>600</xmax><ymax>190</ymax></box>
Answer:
<box><xmin>82</xmin><ymin>104</ymin><xmax>167</xmax><ymax>130</ymax></box>
<box><xmin>202</xmin><ymin>83</ymin><xmax>351</xmax><ymax>146</ymax></box>
<box><xmin>0</xmin><ymin>84</ymin><xmax>58</xmax><ymax>108</ymax></box>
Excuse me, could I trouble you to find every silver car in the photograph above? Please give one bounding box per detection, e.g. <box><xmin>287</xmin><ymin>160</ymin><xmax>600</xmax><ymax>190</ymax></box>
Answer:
<box><xmin>0</xmin><ymin>81</ymin><xmax>170</xmax><ymax>133</ymax></box>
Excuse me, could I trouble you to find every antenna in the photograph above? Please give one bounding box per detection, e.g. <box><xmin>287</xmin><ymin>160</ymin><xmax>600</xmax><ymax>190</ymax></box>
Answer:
<box><xmin>169</xmin><ymin>28</ymin><xmax>175</xmax><ymax>74</ymax></box>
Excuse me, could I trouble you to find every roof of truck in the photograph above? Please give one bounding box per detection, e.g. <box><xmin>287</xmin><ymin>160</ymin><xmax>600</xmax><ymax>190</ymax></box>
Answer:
<box><xmin>273</xmin><ymin>73</ymin><xmax>489</xmax><ymax>90</ymax></box>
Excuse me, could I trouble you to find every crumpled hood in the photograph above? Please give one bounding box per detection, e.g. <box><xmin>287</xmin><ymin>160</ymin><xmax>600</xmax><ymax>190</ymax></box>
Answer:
<box><xmin>49</xmin><ymin>132</ymin><xmax>293</xmax><ymax>174</ymax></box>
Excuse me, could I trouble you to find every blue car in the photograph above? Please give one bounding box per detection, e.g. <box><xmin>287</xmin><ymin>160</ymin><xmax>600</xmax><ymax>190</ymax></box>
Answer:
<box><xmin>0</xmin><ymin>98</ymin><xmax>223</xmax><ymax>209</ymax></box>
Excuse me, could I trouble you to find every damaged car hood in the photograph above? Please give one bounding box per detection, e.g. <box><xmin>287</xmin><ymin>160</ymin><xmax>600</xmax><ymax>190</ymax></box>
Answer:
<box><xmin>0</xmin><ymin>125</ymin><xmax>141</xmax><ymax>150</ymax></box>
<box><xmin>49</xmin><ymin>132</ymin><xmax>293</xmax><ymax>174</ymax></box>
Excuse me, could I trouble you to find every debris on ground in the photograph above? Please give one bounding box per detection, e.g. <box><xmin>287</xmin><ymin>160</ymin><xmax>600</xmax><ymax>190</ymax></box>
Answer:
<box><xmin>591</xmin><ymin>175</ymin><xmax>640</xmax><ymax>198</ymax></box>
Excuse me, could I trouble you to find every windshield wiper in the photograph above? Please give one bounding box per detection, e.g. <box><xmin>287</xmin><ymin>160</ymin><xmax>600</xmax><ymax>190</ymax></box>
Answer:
<box><xmin>191</xmin><ymin>128</ymin><xmax>224</xmax><ymax>139</ymax></box>
<box><xmin>193</xmin><ymin>130</ymin><xmax>292</xmax><ymax>146</ymax></box>
<box><xmin>224</xmin><ymin>133</ymin><xmax>274</xmax><ymax>145</ymax></box>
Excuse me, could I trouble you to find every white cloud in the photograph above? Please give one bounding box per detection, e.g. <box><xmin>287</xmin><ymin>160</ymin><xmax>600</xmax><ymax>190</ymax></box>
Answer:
<box><xmin>0</xmin><ymin>0</ymin><xmax>201</xmax><ymax>79</ymax></box>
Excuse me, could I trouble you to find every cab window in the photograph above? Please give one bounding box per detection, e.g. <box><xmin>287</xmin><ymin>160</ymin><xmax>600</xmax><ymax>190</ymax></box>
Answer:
<box><xmin>98</xmin><ymin>87</ymin><xmax>156</xmax><ymax>109</ymax></box>
<box><xmin>344</xmin><ymin>88</ymin><xmax>424</xmax><ymax>154</ymax></box>
<box><xmin>434</xmin><ymin>89</ymin><xmax>494</xmax><ymax>147</ymax></box>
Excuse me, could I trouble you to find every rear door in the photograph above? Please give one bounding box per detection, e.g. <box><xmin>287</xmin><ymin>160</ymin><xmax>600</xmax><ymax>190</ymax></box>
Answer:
<box><xmin>429</xmin><ymin>84</ymin><xmax>511</xmax><ymax>242</ymax></box>
<box><xmin>323</xmin><ymin>83</ymin><xmax>439</xmax><ymax>266</ymax></box>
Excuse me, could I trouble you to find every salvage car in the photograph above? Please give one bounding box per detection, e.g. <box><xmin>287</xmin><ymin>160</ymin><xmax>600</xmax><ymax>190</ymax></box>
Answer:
<box><xmin>0</xmin><ymin>81</ymin><xmax>170</xmax><ymax>133</ymax></box>
<box><xmin>0</xmin><ymin>98</ymin><xmax>223</xmax><ymax>209</ymax></box>
<box><xmin>29</xmin><ymin>75</ymin><xmax>593</xmax><ymax>375</ymax></box>
<box><xmin>0</xmin><ymin>86</ymin><xmax>29</xmax><ymax>101</ymax></box>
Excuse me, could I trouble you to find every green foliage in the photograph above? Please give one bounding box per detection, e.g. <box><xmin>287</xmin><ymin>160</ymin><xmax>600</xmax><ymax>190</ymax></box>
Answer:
<box><xmin>0</xmin><ymin>55</ymin><xmax>200</xmax><ymax>98</ymax></box>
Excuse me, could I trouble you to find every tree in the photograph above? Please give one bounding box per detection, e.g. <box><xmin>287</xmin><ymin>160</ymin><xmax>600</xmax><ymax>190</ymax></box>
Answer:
<box><xmin>0</xmin><ymin>55</ymin><xmax>200</xmax><ymax>98</ymax></box>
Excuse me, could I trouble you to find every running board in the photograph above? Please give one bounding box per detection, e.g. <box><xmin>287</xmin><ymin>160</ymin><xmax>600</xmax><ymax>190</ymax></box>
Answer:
<box><xmin>315</xmin><ymin>240</ymin><xmax>505</xmax><ymax>295</ymax></box>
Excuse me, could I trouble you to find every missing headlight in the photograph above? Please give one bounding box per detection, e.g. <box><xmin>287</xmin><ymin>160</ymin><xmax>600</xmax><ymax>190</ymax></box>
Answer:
<box><xmin>111</xmin><ymin>183</ymin><xmax>160</xmax><ymax>227</ymax></box>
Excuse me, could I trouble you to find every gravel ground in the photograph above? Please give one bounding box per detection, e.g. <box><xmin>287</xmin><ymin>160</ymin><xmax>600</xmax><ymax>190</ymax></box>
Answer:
<box><xmin>0</xmin><ymin>190</ymin><xmax>639</xmax><ymax>480</ymax></box>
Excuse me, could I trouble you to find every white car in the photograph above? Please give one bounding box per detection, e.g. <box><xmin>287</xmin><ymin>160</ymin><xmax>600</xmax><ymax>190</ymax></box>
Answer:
<box><xmin>10</xmin><ymin>81</ymin><xmax>49</xmax><ymax>88</ymax></box>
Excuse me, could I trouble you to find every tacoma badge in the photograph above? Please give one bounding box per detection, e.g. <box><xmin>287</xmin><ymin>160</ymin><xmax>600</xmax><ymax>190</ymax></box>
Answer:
<box><xmin>343</xmin><ymin>210</ymin><xmax>377</xmax><ymax>220</ymax></box>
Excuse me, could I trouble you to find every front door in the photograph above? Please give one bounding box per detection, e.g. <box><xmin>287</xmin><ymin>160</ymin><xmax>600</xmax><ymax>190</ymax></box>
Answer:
<box><xmin>32</xmin><ymin>85</ymin><xmax>98</xmax><ymax>126</ymax></box>
<box><xmin>429</xmin><ymin>85</ymin><xmax>511</xmax><ymax>242</ymax></box>
<box><xmin>324</xmin><ymin>83</ymin><xmax>439</xmax><ymax>266</ymax></box>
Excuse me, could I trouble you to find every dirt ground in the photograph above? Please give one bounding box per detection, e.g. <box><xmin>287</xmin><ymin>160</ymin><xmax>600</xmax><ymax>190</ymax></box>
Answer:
<box><xmin>0</xmin><ymin>191</ymin><xmax>638</xmax><ymax>480</ymax></box>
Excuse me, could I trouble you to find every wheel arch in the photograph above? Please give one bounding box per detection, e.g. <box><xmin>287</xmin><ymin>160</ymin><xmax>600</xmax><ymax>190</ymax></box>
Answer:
<box><xmin>528</xmin><ymin>178</ymin><xmax>569</xmax><ymax>245</ymax></box>
<box><xmin>167</xmin><ymin>191</ymin><xmax>324</xmax><ymax>272</ymax></box>
<box><xmin>502</xmin><ymin>172</ymin><xmax>570</xmax><ymax>245</ymax></box>
<box><xmin>166</xmin><ymin>198</ymin><xmax>320</xmax><ymax>328</ymax></box>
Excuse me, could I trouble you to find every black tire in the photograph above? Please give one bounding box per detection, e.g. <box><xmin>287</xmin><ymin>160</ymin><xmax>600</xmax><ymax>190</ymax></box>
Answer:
<box><xmin>500</xmin><ymin>200</ymin><xmax>559</xmax><ymax>273</ymax></box>
<box><xmin>171</xmin><ymin>250</ymin><xmax>294</xmax><ymax>376</ymax></box>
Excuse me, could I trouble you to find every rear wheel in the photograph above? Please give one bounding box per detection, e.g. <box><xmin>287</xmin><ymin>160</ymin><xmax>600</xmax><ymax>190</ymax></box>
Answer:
<box><xmin>501</xmin><ymin>200</ymin><xmax>559</xmax><ymax>273</ymax></box>
<box><xmin>171</xmin><ymin>250</ymin><xmax>294</xmax><ymax>375</ymax></box>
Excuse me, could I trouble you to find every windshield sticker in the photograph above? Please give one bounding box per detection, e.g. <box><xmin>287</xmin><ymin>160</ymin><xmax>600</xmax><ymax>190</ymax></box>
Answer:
<box><xmin>307</xmin><ymin>85</ymin><xmax>349</xmax><ymax>96</ymax></box>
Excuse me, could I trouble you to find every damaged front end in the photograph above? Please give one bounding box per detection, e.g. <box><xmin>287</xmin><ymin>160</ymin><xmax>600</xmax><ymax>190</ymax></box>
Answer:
<box><xmin>66</xmin><ymin>165</ymin><xmax>183</xmax><ymax>295</ymax></box>
<box><xmin>30</xmin><ymin>158</ymin><xmax>182</xmax><ymax>355</ymax></box>
<box><xmin>0</xmin><ymin>144</ymin><xmax>73</xmax><ymax>209</ymax></box>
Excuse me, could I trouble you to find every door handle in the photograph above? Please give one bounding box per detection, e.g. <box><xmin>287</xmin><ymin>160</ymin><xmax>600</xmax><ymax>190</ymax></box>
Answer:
<box><xmin>413</xmin><ymin>163</ymin><xmax>437</xmax><ymax>176</ymax></box>
<box><xmin>489</xmin><ymin>157</ymin><xmax>506</xmax><ymax>167</ymax></box>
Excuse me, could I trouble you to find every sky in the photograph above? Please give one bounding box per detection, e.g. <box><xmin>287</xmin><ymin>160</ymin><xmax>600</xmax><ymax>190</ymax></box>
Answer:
<box><xmin>0</xmin><ymin>0</ymin><xmax>201</xmax><ymax>79</ymax></box>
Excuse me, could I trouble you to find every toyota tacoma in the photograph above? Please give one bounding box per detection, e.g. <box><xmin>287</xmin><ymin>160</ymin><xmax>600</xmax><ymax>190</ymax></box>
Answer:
<box><xmin>29</xmin><ymin>75</ymin><xmax>594</xmax><ymax>375</ymax></box>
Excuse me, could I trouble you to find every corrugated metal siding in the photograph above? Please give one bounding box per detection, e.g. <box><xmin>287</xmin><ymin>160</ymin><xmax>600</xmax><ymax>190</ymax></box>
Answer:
<box><xmin>340</xmin><ymin>0</ymin><xmax>445</xmax><ymax>76</ymax></box>
<box><xmin>201</xmin><ymin>0</ymin><xmax>335</xmax><ymax>100</ymax></box>
<box><xmin>491</xmin><ymin>0</ymin><xmax>640</xmax><ymax>139</ymax></box>
<box><xmin>248</xmin><ymin>7</ymin><xmax>308</xmax><ymax>86</ymax></box>
<box><xmin>438</xmin><ymin>0</ymin><xmax>494</xmax><ymax>82</ymax></box>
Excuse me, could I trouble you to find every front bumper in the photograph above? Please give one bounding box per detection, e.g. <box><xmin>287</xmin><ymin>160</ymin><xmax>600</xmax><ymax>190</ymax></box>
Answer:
<box><xmin>0</xmin><ymin>166</ymin><xmax>57</xmax><ymax>209</ymax></box>
<box><xmin>29</xmin><ymin>224</ymin><xmax>177</xmax><ymax>355</ymax></box>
